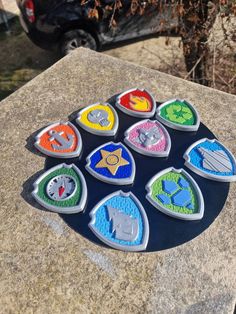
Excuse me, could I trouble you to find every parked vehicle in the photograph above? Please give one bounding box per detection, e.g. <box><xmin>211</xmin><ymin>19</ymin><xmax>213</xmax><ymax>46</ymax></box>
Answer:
<box><xmin>17</xmin><ymin>0</ymin><xmax>178</xmax><ymax>55</ymax></box>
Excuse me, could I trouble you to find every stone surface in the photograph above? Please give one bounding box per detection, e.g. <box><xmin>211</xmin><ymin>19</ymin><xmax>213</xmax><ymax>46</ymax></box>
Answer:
<box><xmin>0</xmin><ymin>48</ymin><xmax>235</xmax><ymax>313</ymax></box>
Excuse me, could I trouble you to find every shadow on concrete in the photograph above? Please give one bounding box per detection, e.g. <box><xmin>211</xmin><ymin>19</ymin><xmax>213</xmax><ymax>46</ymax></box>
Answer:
<box><xmin>25</xmin><ymin>125</ymin><xmax>48</xmax><ymax>157</ymax></box>
<box><xmin>21</xmin><ymin>168</ymin><xmax>49</xmax><ymax>212</ymax></box>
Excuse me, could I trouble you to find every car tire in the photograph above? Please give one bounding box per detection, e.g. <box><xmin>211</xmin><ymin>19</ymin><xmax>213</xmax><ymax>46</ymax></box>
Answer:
<box><xmin>60</xmin><ymin>29</ymin><xmax>97</xmax><ymax>56</ymax></box>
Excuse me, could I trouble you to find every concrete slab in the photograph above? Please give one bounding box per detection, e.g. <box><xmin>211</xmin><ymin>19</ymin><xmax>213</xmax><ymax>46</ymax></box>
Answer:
<box><xmin>0</xmin><ymin>48</ymin><xmax>235</xmax><ymax>313</ymax></box>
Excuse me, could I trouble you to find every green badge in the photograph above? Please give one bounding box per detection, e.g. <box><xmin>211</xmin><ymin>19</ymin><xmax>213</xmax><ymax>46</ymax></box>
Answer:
<box><xmin>32</xmin><ymin>163</ymin><xmax>87</xmax><ymax>214</ymax></box>
<box><xmin>156</xmin><ymin>99</ymin><xmax>200</xmax><ymax>131</ymax></box>
<box><xmin>146</xmin><ymin>167</ymin><xmax>204</xmax><ymax>220</ymax></box>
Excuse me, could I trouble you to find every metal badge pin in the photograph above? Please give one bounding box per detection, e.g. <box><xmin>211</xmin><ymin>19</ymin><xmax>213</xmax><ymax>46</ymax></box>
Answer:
<box><xmin>32</xmin><ymin>163</ymin><xmax>87</xmax><ymax>214</ymax></box>
<box><xmin>34</xmin><ymin>121</ymin><xmax>82</xmax><ymax>158</ymax></box>
<box><xmin>76</xmin><ymin>103</ymin><xmax>119</xmax><ymax>136</ymax></box>
<box><xmin>124</xmin><ymin>119</ymin><xmax>171</xmax><ymax>157</ymax></box>
<box><xmin>184</xmin><ymin>138</ymin><xmax>236</xmax><ymax>182</ymax></box>
<box><xmin>146</xmin><ymin>167</ymin><xmax>204</xmax><ymax>220</ymax></box>
<box><xmin>89</xmin><ymin>190</ymin><xmax>149</xmax><ymax>251</ymax></box>
<box><xmin>156</xmin><ymin>98</ymin><xmax>200</xmax><ymax>131</ymax></box>
<box><xmin>86</xmin><ymin>141</ymin><xmax>136</xmax><ymax>185</ymax></box>
<box><xmin>116</xmin><ymin>88</ymin><xmax>156</xmax><ymax>118</ymax></box>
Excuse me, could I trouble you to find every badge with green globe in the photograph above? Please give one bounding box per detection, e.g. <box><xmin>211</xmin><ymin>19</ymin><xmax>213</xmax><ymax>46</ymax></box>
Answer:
<box><xmin>32</xmin><ymin>163</ymin><xmax>87</xmax><ymax>214</ymax></box>
<box><xmin>156</xmin><ymin>98</ymin><xmax>200</xmax><ymax>131</ymax></box>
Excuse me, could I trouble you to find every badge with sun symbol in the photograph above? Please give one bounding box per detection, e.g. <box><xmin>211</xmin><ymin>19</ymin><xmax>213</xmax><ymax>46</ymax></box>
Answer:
<box><xmin>146</xmin><ymin>167</ymin><xmax>204</xmax><ymax>220</ymax></box>
<box><xmin>156</xmin><ymin>99</ymin><xmax>200</xmax><ymax>131</ymax></box>
<box><xmin>86</xmin><ymin>142</ymin><xmax>136</xmax><ymax>185</ymax></box>
<box><xmin>32</xmin><ymin>163</ymin><xmax>87</xmax><ymax>214</ymax></box>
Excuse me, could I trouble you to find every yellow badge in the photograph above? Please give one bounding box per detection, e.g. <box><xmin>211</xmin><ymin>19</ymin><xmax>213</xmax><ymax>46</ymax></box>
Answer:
<box><xmin>76</xmin><ymin>103</ymin><xmax>119</xmax><ymax>136</ymax></box>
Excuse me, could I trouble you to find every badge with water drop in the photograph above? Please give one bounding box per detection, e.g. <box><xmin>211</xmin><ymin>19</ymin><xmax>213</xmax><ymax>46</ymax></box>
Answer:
<box><xmin>124</xmin><ymin>119</ymin><xmax>171</xmax><ymax>157</ymax></box>
<box><xmin>34</xmin><ymin>121</ymin><xmax>82</xmax><ymax>158</ymax></box>
<box><xmin>89</xmin><ymin>190</ymin><xmax>149</xmax><ymax>251</ymax></box>
<box><xmin>116</xmin><ymin>88</ymin><xmax>156</xmax><ymax>118</ymax></box>
<box><xmin>146</xmin><ymin>167</ymin><xmax>204</xmax><ymax>220</ymax></box>
<box><xmin>156</xmin><ymin>99</ymin><xmax>200</xmax><ymax>131</ymax></box>
<box><xmin>32</xmin><ymin>163</ymin><xmax>87</xmax><ymax>214</ymax></box>
<box><xmin>86</xmin><ymin>142</ymin><xmax>136</xmax><ymax>185</ymax></box>
<box><xmin>76</xmin><ymin>103</ymin><xmax>119</xmax><ymax>136</ymax></box>
<box><xmin>184</xmin><ymin>138</ymin><xmax>236</xmax><ymax>182</ymax></box>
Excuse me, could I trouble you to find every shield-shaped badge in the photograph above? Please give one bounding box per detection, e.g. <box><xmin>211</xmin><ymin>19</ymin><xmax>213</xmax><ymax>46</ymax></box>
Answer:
<box><xmin>146</xmin><ymin>167</ymin><xmax>204</xmax><ymax>220</ymax></box>
<box><xmin>86</xmin><ymin>142</ymin><xmax>136</xmax><ymax>185</ymax></box>
<box><xmin>184</xmin><ymin>138</ymin><xmax>236</xmax><ymax>182</ymax></box>
<box><xmin>156</xmin><ymin>98</ymin><xmax>200</xmax><ymax>131</ymax></box>
<box><xmin>116</xmin><ymin>88</ymin><xmax>156</xmax><ymax>118</ymax></box>
<box><xmin>34</xmin><ymin>121</ymin><xmax>82</xmax><ymax>158</ymax></box>
<box><xmin>76</xmin><ymin>103</ymin><xmax>119</xmax><ymax>136</ymax></box>
<box><xmin>89</xmin><ymin>190</ymin><xmax>149</xmax><ymax>251</ymax></box>
<box><xmin>124</xmin><ymin>119</ymin><xmax>171</xmax><ymax>157</ymax></box>
<box><xmin>32</xmin><ymin>163</ymin><xmax>87</xmax><ymax>214</ymax></box>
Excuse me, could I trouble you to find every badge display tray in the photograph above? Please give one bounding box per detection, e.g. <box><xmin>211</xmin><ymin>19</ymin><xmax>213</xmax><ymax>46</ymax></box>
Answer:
<box><xmin>45</xmin><ymin>101</ymin><xmax>229</xmax><ymax>252</ymax></box>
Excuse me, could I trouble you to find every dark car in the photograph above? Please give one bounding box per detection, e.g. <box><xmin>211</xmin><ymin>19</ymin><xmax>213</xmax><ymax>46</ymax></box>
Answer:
<box><xmin>17</xmin><ymin>0</ymin><xmax>178</xmax><ymax>55</ymax></box>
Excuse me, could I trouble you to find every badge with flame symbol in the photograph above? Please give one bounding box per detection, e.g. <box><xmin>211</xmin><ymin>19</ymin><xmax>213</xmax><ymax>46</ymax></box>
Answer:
<box><xmin>116</xmin><ymin>88</ymin><xmax>156</xmax><ymax>118</ymax></box>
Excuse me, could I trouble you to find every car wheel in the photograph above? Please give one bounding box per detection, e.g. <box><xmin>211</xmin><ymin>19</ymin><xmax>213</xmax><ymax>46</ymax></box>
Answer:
<box><xmin>60</xmin><ymin>29</ymin><xmax>97</xmax><ymax>55</ymax></box>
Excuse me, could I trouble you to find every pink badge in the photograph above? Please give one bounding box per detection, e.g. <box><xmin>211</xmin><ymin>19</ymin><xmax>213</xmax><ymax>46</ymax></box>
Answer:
<box><xmin>124</xmin><ymin>119</ymin><xmax>171</xmax><ymax>157</ymax></box>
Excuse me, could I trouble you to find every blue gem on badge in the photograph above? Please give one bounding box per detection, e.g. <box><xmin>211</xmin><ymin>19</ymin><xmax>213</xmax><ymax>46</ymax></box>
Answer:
<box><xmin>86</xmin><ymin>142</ymin><xmax>136</xmax><ymax>185</ymax></box>
<box><xmin>184</xmin><ymin>138</ymin><xmax>236</xmax><ymax>182</ymax></box>
<box><xmin>89</xmin><ymin>191</ymin><xmax>149</xmax><ymax>251</ymax></box>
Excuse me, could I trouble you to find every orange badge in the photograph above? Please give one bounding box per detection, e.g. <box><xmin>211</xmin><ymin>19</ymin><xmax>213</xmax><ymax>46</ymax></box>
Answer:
<box><xmin>34</xmin><ymin>121</ymin><xmax>82</xmax><ymax>158</ymax></box>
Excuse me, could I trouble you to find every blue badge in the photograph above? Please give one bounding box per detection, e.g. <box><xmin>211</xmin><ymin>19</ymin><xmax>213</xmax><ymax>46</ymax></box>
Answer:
<box><xmin>184</xmin><ymin>138</ymin><xmax>236</xmax><ymax>182</ymax></box>
<box><xmin>89</xmin><ymin>191</ymin><xmax>149</xmax><ymax>251</ymax></box>
<box><xmin>86</xmin><ymin>142</ymin><xmax>136</xmax><ymax>185</ymax></box>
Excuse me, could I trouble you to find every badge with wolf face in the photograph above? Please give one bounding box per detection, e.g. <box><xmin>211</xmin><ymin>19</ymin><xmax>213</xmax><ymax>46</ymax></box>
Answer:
<box><xmin>146</xmin><ymin>167</ymin><xmax>204</xmax><ymax>220</ymax></box>
<box><xmin>89</xmin><ymin>191</ymin><xmax>149</xmax><ymax>251</ymax></box>
<box><xmin>34</xmin><ymin>121</ymin><xmax>82</xmax><ymax>158</ymax></box>
<box><xmin>184</xmin><ymin>138</ymin><xmax>236</xmax><ymax>182</ymax></box>
<box><xmin>32</xmin><ymin>163</ymin><xmax>87</xmax><ymax>214</ymax></box>
<box><xmin>156</xmin><ymin>99</ymin><xmax>200</xmax><ymax>131</ymax></box>
<box><xmin>116</xmin><ymin>88</ymin><xmax>156</xmax><ymax>118</ymax></box>
<box><xmin>124</xmin><ymin>119</ymin><xmax>171</xmax><ymax>157</ymax></box>
<box><xmin>86</xmin><ymin>142</ymin><xmax>136</xmax><ymax>185</ymax></box>
<box><xmin>76</xmin><ymin>103</ymin><xmax>119</xmax><ymax>136</ymax></box>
